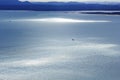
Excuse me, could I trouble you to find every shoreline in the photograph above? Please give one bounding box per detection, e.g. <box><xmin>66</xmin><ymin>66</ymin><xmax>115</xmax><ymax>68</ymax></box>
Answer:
<box><xmin>0</xmin><ymin>10</ymin><xmax>120</xmax><ymax>15</ymax></box>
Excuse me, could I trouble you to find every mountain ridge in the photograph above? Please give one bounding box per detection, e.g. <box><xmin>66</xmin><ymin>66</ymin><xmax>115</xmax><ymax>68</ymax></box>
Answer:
<box><xmin>0</xmin><ymin>0</ymin><xmax>120</xmax><ymax>11</ymax></box>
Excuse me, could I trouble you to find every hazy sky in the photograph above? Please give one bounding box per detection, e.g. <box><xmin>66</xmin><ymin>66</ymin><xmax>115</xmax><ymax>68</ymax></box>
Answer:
<box><xmin>19</xmin><ymin>0</ymin><xmax>120</xmax><ymax>2</ymax></box>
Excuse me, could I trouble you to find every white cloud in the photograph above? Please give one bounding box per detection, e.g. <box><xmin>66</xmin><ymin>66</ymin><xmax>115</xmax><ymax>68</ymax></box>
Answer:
<box><xmin>19</xmin><ymin>0</ymin><xmax>120</xmax><ymax>2</ymax></box>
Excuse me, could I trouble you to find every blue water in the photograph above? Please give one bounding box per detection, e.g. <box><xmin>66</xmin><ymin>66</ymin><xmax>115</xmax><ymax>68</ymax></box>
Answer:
<box><xmin>0</xmin><ymin>11</ymin><xmax>120</xmax><ymax>80</ymax></box>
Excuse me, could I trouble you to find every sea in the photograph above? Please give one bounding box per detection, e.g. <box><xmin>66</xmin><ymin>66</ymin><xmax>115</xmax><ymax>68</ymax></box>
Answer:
<box><xmin>0</xmin><ymin>11</ymin><xmax>120</xmax><ymax>80</ymax></box>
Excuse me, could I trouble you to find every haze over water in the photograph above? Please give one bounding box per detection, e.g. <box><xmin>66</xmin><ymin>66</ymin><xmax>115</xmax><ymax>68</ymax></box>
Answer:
<box><xmin>0</xmin><ymin>11</ymin><xmax>120</xmax><ymax>80</ymax></box>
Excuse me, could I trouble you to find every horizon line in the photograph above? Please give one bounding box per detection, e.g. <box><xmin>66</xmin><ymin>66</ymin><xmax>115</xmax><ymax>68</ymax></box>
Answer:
<box><xmin>19</xmin><ymin>0</ymin><xmax>120</xmax><ymax>3</ymax></box>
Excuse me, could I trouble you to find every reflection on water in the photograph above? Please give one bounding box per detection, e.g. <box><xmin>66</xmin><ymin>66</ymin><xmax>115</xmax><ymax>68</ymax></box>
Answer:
<box><xmin>0</xmin><ymin>11</ymin><xmax>120</xmax><ymax>80</ymax></box>
<box><xmin>12</xmin><ymin>18</ymin><xmax>110</xmax><ymax>23</ymax></box>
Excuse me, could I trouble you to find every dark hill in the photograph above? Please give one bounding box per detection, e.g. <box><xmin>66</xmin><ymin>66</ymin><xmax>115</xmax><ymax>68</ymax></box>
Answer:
<box><xmin>0</xmin><ymin>0</ymin><xmax>120</xmax><ymax>11</ymax></box>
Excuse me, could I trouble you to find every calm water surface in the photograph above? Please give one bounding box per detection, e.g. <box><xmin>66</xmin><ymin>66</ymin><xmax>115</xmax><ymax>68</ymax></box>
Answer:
<box><xmin>0</xmin><ymin>11</ymin><xmax>120</xmax><ymax>80</ymax></box>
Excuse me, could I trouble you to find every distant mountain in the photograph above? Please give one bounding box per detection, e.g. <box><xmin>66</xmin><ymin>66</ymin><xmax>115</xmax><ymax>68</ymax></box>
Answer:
<box><xmin>0</xmin><ymin>0</ymin><xmax>120</xmax><ymax>11</ymax></box>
